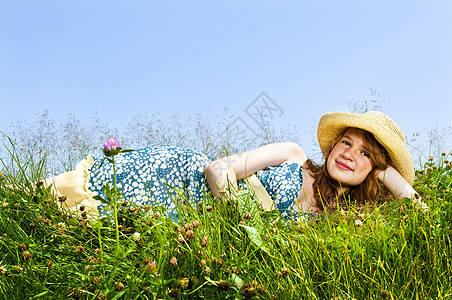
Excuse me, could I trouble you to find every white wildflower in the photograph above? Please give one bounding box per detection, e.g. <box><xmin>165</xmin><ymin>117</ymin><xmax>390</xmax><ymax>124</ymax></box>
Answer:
<box><xmin>132</xmin><ymin>232</ymin><xmax>141</xmax><ymax>241</ymax></box>
<box><xmin>413</xmin><ymin>198</ymin><xmax>429</xmax><ymax>212</ymax></box>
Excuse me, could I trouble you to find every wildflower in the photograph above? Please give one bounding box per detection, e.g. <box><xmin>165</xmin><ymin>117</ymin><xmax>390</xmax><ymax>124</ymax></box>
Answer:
<box><xmin>88</xmin><ymin>256</ymin><xmax>97</xmax><ymax>264</ymax></box>
<box><xmin>204</xmin><ymin>266</ymin><xmax>211</xmax><ymax>275</ymax></box>
<box><xmin>177</xmin><ymin>235</ymin><xmax>185</xmax><ymax>243</ymax></box>
<box><xmin>238</xmin><ymin>220</ymin><xmax>244</xmax><ymax>226</ymax></box>
<box><xmin>441</xmin><ymin>152</ymin><xmax>447</xmax><ymax>156</ymax></box>
<box><xmin>184</xmin><ymin>223</ymin><xmax>192</xmax><ymax>231</ymax></box>
<box><xmin>191</xmin><ymin>220</ymin><xmax>201</xmax><ymax>228</ymax></box>
<box><xmin>146</xmin><ymin>260</ymin><xmax>158</xmax><ymax>274</ymax></box>
<box><xmin>432</xmin><ymin>165</ymin><xmax>438</xmax><ymax>170</ymax></box>
<box><xmin>178</xmin><ymin>277</ymin><xmax>189</xmax><ymax>289</ymax></box>
<box><xmin>0</xmin><ymin>265</ymin><xmax>6</xmax><ymax>275</ymax></box>
<box><xmin>103</xmin><ymin>137</ymin><xmax>122</xmax><ymax>156</ymax></box>
<box><xmin>199</xmin><ymin>259</ymin><xmax>207</xmax><ymax>267</ymax></box>
<box><xmin>169</xmin><ymin>256</ymin><xmax>178</xmax><ymax>267</ymax></box>
<box><xmin>429</xmin><ymin>156</ymin><xmax>434</xmax><ymax>161</ymax></box>
<box><xmin>13</xmin><ymin>265</ymin><xmax>23</xmax><ymax>274</ymax></box>
<box><xmin>206</xmin><ymin>205</ymin><xmax>213</xmax><ymax>212</ymax></box>
<box><xmin>17</xmin><ymin>244</ymin><xmax>27</xmax><ymax>252</ymax></box>
<box><xmin>81</xmin><ymin>275</ymin><xmax>86</xmax><ymax>281</ymax></box>
<box><xmin>132</xmin><ymin>232</ymin><xmax>141</xmax><ymax>241</ymax></box>
<box><xmin>201</xmin><ymin>234</ymin><xmax>208</xmax><ymax>247</ymax></box>
<box><xmin>35</xmin><ymin>180</ymin><xmax>44</xmax><ymax>187</ymax></box>
<box><xmin>184</xmin><ymin>230</ymin><xmax>195</xmax><ymax>241</ymax></box>
<box><xmin>95</xmin><ymin>248</ymin><xmax>101</xmax><ymax>255</ymax></box>
<box><xmin>241</xmin><ymin>283</ymin><xmax>256</xmax><ymax>299</ymax></box>
<box><xmin>76</xmin><ymin>246</ymin><xmax>85</xmax><ymax>253</ymax></box>
<box><xmin>218</xmin><ymin>280</ymin><xmax>230</xmax><ymax>291</ymax></box>
<box><xmin>125</xmin><ymin>274</ymin><xmax>131</xmax><ymax>280</ymax></box>
<box><xmin>380</xmin><ymin>290</ymin><xmax>390</xmax><ymax>299</ymax></box>
<box><xmin>281</xmin><ymin>267</ymin><xmax>290</xmax><ymax>277</ymax></box>
<box><xmin>93</xmin><ymin>276</ymin><xmax>101</xmax><ymax>284</ymax></box>
<box><xmin>413</xmin><ymin>198</ymin><xmax>429</xmax><ymax>212</ymax></box>
<box><xmin>114</xmin><ymin>281</ymin><xmax>125</xmax><ymax>292</ymax></box>
<box><xmin>244</xmin><ymin>212</ymin><xmax>252</xmax><ymax>220</ymax></box>
<box><xmin>168</xmin><ymin>288</ymin><xmax>179</xmax><ymax>298</ymax></box>
<box><xmin>355</xmin><ymin>219</ymin><xmax>364</xmax><ymax>227</ymax></box>
<box><xmin>98</xmin><ymin>292</ymin><xmax>106</xmax><ymax>300</ymax></box>
<box><xmin>22</xmin><ymin>251</ymin><xmax>32</xmax><ymax>261</ymax></box>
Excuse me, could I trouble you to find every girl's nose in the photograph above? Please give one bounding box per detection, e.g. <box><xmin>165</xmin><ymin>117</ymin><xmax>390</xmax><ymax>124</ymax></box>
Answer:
<box><xmin>341</xmin><ymin>148</ymin><xmax>355</xmax><ymax>160</ymax></box>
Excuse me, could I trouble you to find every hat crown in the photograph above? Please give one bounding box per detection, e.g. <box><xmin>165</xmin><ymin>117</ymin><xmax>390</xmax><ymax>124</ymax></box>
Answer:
<box><xmin>364</xmin><ymin>111</ymin><xmax>405</xmax><ymax>142</ymax></box>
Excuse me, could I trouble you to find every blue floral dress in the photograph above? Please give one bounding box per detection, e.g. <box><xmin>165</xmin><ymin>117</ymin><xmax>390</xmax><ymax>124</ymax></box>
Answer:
<box><xmin>87</xmin><ymin>146</ymin><xmax>304</xmax><ymax>219</ymax></box>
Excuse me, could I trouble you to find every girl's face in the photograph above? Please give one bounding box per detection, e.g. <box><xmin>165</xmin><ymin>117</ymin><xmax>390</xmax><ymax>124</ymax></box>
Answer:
<box><xmin>326</xmin><ymin>128</ymin><xmax>374</xmax><ymax>188</ymax></box>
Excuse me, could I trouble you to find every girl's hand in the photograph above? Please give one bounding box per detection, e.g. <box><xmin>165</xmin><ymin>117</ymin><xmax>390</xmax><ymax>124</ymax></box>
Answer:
<box><xmin>204</xmin><ymin>142</ymin><xmax>307</xmax><ymax>201</ymax></box>
<box><xmin>376</xmin><ymin>166</ymin><xmax>418</xmax><ymax>200</ymax></box>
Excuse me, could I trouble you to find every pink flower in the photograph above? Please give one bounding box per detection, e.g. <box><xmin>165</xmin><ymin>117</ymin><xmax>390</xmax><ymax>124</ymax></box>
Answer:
<box><xmin>103</xmin><ymin>137</ymin><xmax>121</xmax><ymax>151</ymax></box>
<box><xmin>103</xmin><ymin>137</ymin><xmax>122</xmax><ymax>156</ymax></box>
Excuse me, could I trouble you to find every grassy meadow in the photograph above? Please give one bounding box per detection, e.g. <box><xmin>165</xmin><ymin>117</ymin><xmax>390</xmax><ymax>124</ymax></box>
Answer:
<box><xmin>0</xmin><ymin>143</ymin><xmax>451</xmax><ymax>299</ymax></box>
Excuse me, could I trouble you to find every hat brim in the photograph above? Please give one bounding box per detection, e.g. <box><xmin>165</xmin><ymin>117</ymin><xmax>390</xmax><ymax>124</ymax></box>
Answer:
<box><xmin>317</xmin><ymin>111</ymin><xmax>414</xmax><ymax>185</ymax></box>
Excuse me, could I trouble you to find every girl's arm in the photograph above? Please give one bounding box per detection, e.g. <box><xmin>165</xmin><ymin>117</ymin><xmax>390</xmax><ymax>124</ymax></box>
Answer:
<box><xmin>204</xmin><ymin>142</ymin><xmax>307</xmax><ymax>200</ymax></box>
<box><xmin>376</xmin><ymin>166</ymin><xmax>418</xmax><ymax>199</ymax></box>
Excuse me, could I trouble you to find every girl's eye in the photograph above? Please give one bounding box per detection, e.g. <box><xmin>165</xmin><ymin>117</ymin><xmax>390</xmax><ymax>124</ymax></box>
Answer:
<box><xmin>361</xmin><ymin>151</ymin><xmax>370</xmax><ymax>158</ymax></box>
<box><xmin>341</xmin><ymin>140</ymin><xmax>351</xmax><ymax>146</ymax></box>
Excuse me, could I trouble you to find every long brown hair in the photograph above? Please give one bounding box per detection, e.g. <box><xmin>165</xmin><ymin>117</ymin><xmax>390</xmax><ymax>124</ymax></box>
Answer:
<box><xmin>307</xmin><ymin>128</ymin><xmax>393</xmax><ymax>213</ymax></box>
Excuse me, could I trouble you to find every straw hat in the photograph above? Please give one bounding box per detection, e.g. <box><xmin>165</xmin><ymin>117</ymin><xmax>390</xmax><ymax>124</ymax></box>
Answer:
<box><xmin>317</xmin><ymin>111</ymin><xmax>414</xmax><ymax>185</ymax></box>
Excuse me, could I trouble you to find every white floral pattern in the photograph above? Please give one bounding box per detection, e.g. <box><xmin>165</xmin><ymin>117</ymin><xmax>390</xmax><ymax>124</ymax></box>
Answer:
<box><xmin>87</xmin><ymin>146</ymin><xmax>305</xmax><ymax>220</ymax></box>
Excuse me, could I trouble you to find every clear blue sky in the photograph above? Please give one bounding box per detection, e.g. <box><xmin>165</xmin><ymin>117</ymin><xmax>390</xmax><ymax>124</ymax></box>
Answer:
<box><xmin>1</xmin><ymin>1</ymin><xmax>451</xmax><ymax>156</ymax></box>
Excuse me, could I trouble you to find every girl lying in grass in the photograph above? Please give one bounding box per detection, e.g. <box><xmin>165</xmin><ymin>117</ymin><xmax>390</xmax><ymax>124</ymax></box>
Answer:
<box><xmin>41</xmin><ymin>111</ymin><xmax>421</xmax><ymax>219</ymax></box>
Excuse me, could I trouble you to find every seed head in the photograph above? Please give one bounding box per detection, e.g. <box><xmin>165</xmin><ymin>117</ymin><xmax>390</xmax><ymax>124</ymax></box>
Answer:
<box><xmin>146</xmin><ymin>260</ymin><xmax>158</xmax><ymax>274</ymax></box>
<box><xmin>178</xmin><ymin>277</ymin><xmax>189</xmax><ymax>289</ymax></box>
<box><xmin>201</xmin><ymin>234</ymin><xmax>208</xmax><ymax>247</ymax></box>
<box><xmin>168</xmin><ymin>288</ymin><xmax>179</xmax><ymax>298</ymax></box>
<box><xmin>281</xmin><ymin>267</ymin><xmax>290</xmax><ymax>277</ymax></box>
<box><xmin>13</xmin><ymin>265</ymin><xmax>23</xmax><ymax>274</ymax></box>
<box><xmin>206</xmin><ymin>205</ymin><xmax>213</xmax><ymax>212</ymax></box>
<box><xmin>244</xmin><ymin>211</ymin><xmax>252</xmax><ymax>219</ymax></box>
<box><xmin>17</xmin><ymin>244</ymin><xmax>27</xmax><ymax>252</ymax></box>
<box><xmin>218</xmin><ymin>280</ymin><xmax>230</xmax><ymax>291</ymax></box>
<box><xmin>191</xmin><ymin>220</ymin><xmax>201</xmax><ymax>228</ymax></box>
<box><xmin>45</xmin><ymin>260</ymin><xmax>54</xmax><ymax>268</ymax></box>
<box><xmin>204</xmin><ymin>266</ymin><xmax>211</xmax><ymax>275</ymax></box>
<box><xmin>184</xmin><ymin>230</ymin><xmax>195</xmax><ymax>241</ymax></box>
<box><xmin>76</xmin><ymin>246</ymin><xmax>85</xmax><ymax>253</ymax></box>
<box><xmin>22</xmin><ymin>251</ymin><xmax>32</xmax><ymax>261</ymax></box>
<box><xmin>169</xmin><ymin>256</ymin><xmax>178</xmax><ymax>267</ymax></box>
<box><xmin>240</xmin><ymin>283</ymin><xmax>256</xmax><ymax>299</ymax></box>
<box><xmin>441</xmin><ymin>152</ymin><xmax>447</xmax><ymax>156</ymax></box>
<box><xmin>184</xmin><ymin>223</ymin><xmax>192</xmax><ymax>231</ymax></box>
<box><xmin>199</xmin><ymin>259</ymin><xmax>207</xmax><ymax>267</ymax></box>
<box><xmin>354</xmin><ymin>219</ymin><xmax>364</xmax><ymax>227</ymax></box>
<box><xmin>114</xmin><ymin>281</ymin><xmax>125</xmax><ymax>291</ymax></box>
<box><xmin>58</xmin><ymin>196</ymin><xmax>67</xmax><ymax>202</ymax></box>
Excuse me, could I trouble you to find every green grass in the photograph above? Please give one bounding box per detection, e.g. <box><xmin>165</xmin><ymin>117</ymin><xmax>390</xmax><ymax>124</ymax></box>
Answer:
<box><xmin>0</xmin><ymin>151</ymin><xmax>451</xmax><ymax>299</ymax></box>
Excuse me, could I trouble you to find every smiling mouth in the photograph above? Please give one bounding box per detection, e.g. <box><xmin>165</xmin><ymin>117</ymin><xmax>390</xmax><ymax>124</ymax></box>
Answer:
<box><xmin>336</xmin><ymin>161</ymin><xmax>353</xmax><ymax>171</ymax></box>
